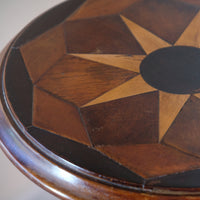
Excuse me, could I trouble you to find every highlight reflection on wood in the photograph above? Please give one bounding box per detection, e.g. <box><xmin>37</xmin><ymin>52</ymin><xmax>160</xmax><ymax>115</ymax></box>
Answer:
<box><xmin>2</xmin><ymin>0</ymin><xmax>200</xmax><ymax>199</ymax></box>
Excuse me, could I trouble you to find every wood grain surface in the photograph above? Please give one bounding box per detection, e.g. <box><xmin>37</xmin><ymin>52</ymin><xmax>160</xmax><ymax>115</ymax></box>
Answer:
<box><xmin>163</xmin><ymin>96</ymin><xmax>200</xmax><ymax>157</ymax></box>
<box><xmin>97</xmin><ymin>144</ymin><xmax>200</xmax><ymax>178</ymax></box>
<box><xmin>28</xmin><ymin>126</ymin><xmax>144</xmax><ymax>184</ymax></box>
<box><xmin>20</xmin><ymin>24</ymin><xmax>66</xmax><ymax>83</ymax></box>
<box><xmin>68</xmin><ymin>0</ymin><xmax>139</xmax><ymax>21</ymax></box>
<box><xmin>65</xmin><ymin>15</ymin><xmax>145</xmax><ymax>54</ymax></box>
<box><xmin>159</xmin><ymin>91</ymin><xmax>190</xmax><ymax>141</ymax></box>
<box><xmin>2</xmin><ymin>0</ymin><xmax>200</xmax><ymax>199</ymax></box>
<box><xmin>33</xmin><ymin>87</ymin><xmax>91</xmax><ymax>146</ymax></box>
<box><xmin>36</xmin><ymin>55</ymin><xmax>137</xmax><ymax>106</ymax></box>
<box><xmin>83</xmin><ymin>75</ymin><xmax>157</xmax><ymax>107</ymax></box>
<box><xmin>13</xmin><ymin>0</ymin><xmax>87</xmax><ymax>47</ymax></box>
<box><xmin>71</xmin><ymin>54</ymin><xmax>145</xmax><ymax>73</ymax></box>
<box><xmin>121</xmin><ymin>15</ymin><xmax>171</xmax><ymax>54</ymax></box>
<box><xmin>176</xmin><ymin>11</ymin><xmax>200</xmax><ymax>47</ymax></box>
<box><xmin>81</xmin><ymin>91</ymin><xmax>159</xmax><ymax>146</ymax></box>
<box><xmin>121</xmin><ymin>0</ymin><xmax>198</xmax><ymax>44</ymax></box>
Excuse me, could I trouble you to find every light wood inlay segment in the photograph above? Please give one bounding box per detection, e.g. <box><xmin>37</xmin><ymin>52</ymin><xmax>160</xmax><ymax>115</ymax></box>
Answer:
<box><xmin>36</xmin><ymin>55</ymin><xmax>137</xmax><ymax>107</ymax></box>
<box><xmin>194</xmin><ymin>93</ymin><xmax>200</xmax><ymax>99</ymax></box>
<box><xmin>83</xmin><ymin>75</ymin><xmax>157</xmax><ymax>107</ymax></box>
<box><xmin>176</xmin><ymin>11</ymin><xmax>200</xmax><ymax>47</ymax></box>
<box><xmin>121</xmin><ymin>15</ymin><xmax>171</xmax><ymax>54</ymax></box>
<box><xmin>159</xmin><ymin>91</ymin><xmax>190</xmax><ymax>141</ymax></box>
<box><xmin>71</xmin><ymin>54</ymin><xmax>145</xmax><ymax>73</ymax></box>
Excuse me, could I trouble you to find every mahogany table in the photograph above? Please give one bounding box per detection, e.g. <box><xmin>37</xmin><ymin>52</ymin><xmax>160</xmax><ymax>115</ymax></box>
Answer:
<box><xmin>1</xmin><ymin>0</ymin><xmax>200</xmax><ymax>199</ymax></box>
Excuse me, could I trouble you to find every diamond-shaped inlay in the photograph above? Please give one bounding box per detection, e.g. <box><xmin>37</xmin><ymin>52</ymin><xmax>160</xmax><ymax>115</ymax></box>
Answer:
<box><xmin>121</xmin><ymin>0</ymin><xmax>198</xmax><ymax>44</ymax></box>
<box><xmin>65</xmin><ymin>15</ymin><xmax>146</xmax><ymax>54</ymax></box>
<box><xmin>81</xmin><ymin>91</ymin><xmax>159</xmax><ymax>146</ymax></box>
<box><xmin>36</xmin><ymin>55</ymin><xmax>137</xmax><ymax>106</ymax></box>
<box><xmin>20</xmin><ymin>24</ymin><xmax>66</xmax><ymax>83</ymax></box>
<box><xmin>32</xmin><ymin>87</ymin><xmax>91</xmax><ymax>146</ymax></box>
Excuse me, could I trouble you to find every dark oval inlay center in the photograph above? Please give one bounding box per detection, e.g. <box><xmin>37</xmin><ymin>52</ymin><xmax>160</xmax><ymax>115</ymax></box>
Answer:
<box><xmin>140</xmin><ymin>46</ymin><xmax>200</xmax><ymax>94</ymax></box>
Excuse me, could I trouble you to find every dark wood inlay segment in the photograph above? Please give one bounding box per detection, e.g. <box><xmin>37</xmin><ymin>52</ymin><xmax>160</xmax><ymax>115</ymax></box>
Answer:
<box><xmin>140</xmin><ymin>46</ymin><xmax>200</xmax><ymax>94</ymax></box>
<box><xmin>121</xmin><ymin>0</ymin><xmax>199</xmax><ymax>44</ymax></box>
<box><xmin>33</xmin><ymin>87</ymin><xmax>91</xmax><ymax>146</ymax></box>
<box><xmin>147</xmin><ymin>169</ymin><xmax>200</xmax><ymax>188</ymax></box>
<box><xmin>68</xmin><ymin>0</ymin><xmax>139</xmax><ymax>21</ymax></box>
<box><xmin>13</xmin><ymin>0</ymin><xmax>87</xmax><ymax>47</ymax></box>
<box><xmin>97</xmin><ymin>144</ymin><xmax>200</xmax><ymax>178</ymax></box>
<box><xmin>81</xmin><ymin>92</ymin><xmax>159</xmax><ymax>146</ymax></box>
<box><xmin>175</xmin><ymin>11</ymin><xmax>200</xmax><ymax>47</ymax></box>
<box><xmin>36</xmin><ymin>55</ymin><xmax>137</xmax><ymax>107</ymax></box>
<box><xmin>163</xmin><ymin>96</ymin><xmax>200</xmax><ymax>157</ymax></box>
<box><xmin>178</xmin><ymin>0</ymin><xmax>200</xmax><ymax>6</ymax></box>
<box><xmin>3</xmin><ymin>0</ymin><xmax>200</xmax><ymax>198</ymax></box>
<box><xmin>28</xmin><ymin>126</ymin><xmax>144</xmax><ymax>184</ymax></box>
<box><xmin>65</xmin><ymin>15</ymin><xmax>146</xmax><ymax>54</ymax></box>
<box><xmin>159</xmin><ymin>91</ymin><xmax>190</xmax><ymax>141</ymax></box>
<box><xmin>5</xmin><ymin>49</ymin><xmax>33</xmax><ymax>126</ymax></box>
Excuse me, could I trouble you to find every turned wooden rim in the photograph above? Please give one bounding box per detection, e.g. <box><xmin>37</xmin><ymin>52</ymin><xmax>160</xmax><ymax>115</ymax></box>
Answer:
<box><xmin>1</xmin><ymin>1</ymin><xmax>200</xmax><ymax>199</ymax></box>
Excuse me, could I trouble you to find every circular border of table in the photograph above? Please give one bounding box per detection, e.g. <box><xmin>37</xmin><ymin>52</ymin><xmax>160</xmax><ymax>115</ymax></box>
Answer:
<box><xmin>1</xmin><ymin>1</ymin><xmax>200</xmax><ymax>199</ymax></box>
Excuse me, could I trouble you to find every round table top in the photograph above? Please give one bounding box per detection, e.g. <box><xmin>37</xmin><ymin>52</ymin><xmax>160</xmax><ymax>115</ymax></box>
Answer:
<box><xmin>1</xmin><ymin>0</ymin><xmax>200</xmax><ymax>199</ymax></box>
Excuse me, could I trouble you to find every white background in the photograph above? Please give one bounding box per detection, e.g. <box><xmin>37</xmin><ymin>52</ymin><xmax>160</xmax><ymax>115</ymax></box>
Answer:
<box><xmin>0</xmin><ymin>0</ymin><xmax>66</xmax><ymax>199</ymax></box>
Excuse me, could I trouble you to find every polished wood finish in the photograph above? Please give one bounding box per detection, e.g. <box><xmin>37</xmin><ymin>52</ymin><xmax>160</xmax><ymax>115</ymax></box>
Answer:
<box><xmin>179</xmin><ymin>0</ymin><xmax>200</xmax><ymax>6</ymax></box>
<box><xmin>33</xmin><ymin>87</ymin><xmax>91</xmax><ymax>146</ymax></box>
<box><xmin>140</xmin><ymin>46</ymin><xmax>200</xmax><ymax>94</ymax></box>
<box><xmin>36</xmin><ymin>55</ymin><xmax>137</xmax><ymax>106</ymax></box>
<box><xmin>68</xmin><ymin>0</ymin><xmax>139</xmax><ymax>21</ymax></box>
<box><xmin>5</xmin><ymin>49</ymin><xmax>33</xmax><ymax>126</ymax></box>
<box><xmin>163</xmin><ymin>96</ymin><xmax>200</xmax><ymax>157</ymax></box>
<box><xmin>28</xmin><ymin>126</ymin><xmax>144</xmax><ymax>184</ymax></box>
<box><xmin>159</xmin><ymin>91</ymin><xmax>190</xmax><ymax>141</ymax></box>
<box><xmin>65</xmin><ymin>15</ymin><xmax>145</xmax><ymax>54</ymax></box>
<box><xmin>147</xmin><ymin>168</ymin><xmax>200</xmax><ymax>188</ymax></box>
<box><xmin>71</xmin><ymin>54</ymin><xmax>145</xmax><ymax>72</ymax></box>
<box><xmin>121</xmin><ymin>0</ymin><xmax>198</xmax><ymax>44</ymax></box>
<box><xmin>81</xmin><ymin>91</ymin><xmax>159</xmax><ymax>146</ymax></box>
<box><xmin>195</xmin><ymin>93</ymin><xmax>200</xmax><ymax>99</ymax></box>
<box><xmin>83</xmin><ymin>75</ymin><xmax>157</xmax><ymax>107</ymax></box>
<box><xmin>13</xmin><ymin>0</ymin><xmax>87</xmax><ymax>47</ymax></box>
<box><xmin>97</xmin><ymin>144</ymin><xmax>200</xmax><ymax>178</ymax></box>
<box><xmin>20</xmin><ymin>24</ymin><xmax>66</xmax><ymax>83</ymax></box>
<box><xmin>2</xmin><ymin>0</ymin><xmax>200</xmax><ymax>199</ymax></box>
<box><xmin>121</xmin><ymin>16</ymin><xmax>171</xmax><ymax>54</ymax></box>
<box><xmin>176</xmin><ymin>11</ymin><xmax>200</xmax><ymax>47</ymax></box>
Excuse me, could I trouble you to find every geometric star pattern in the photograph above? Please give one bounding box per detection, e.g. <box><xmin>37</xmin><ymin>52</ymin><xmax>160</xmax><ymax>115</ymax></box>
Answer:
<box><xmin>5</xmin><ymin>0</ymin><xmax>200</xmax><ymax>189</ymax></box>
<box><xmin>65</xmin><ymin>15</ymin><xmax>146</xmax><ymax>54</ymax></box>
<box><xmin>36</xmin><ymin>55</ymin><xmax>138</xmax><ymax>107</ymax></box>
<box><xmin>121</xmin><ymin>0</ymin><xmax>199</xmax><ymax>44</ymax></box>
